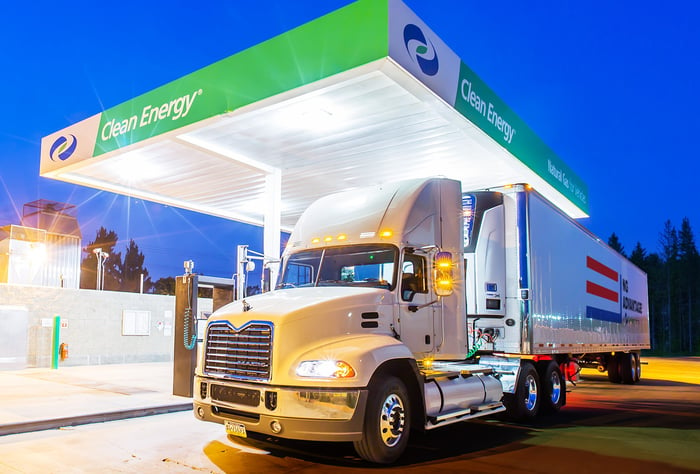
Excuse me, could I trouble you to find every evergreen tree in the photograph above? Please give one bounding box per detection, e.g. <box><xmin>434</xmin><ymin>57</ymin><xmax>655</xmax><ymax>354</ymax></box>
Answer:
<box><xmin>659</xmin><ymin>220</ymin><xmax>679</xmax><ymax>263</ymax></box>
<box><xmin>629</xmin><ymin>242</ymin><xmax>647</xmax><ymax>268</ymax></box>
<box><xmin>120</xmin><ymin>239</ymin><xmax>153</xmax><ymax>293</ymax></box>
<box><xmin>605</xmin><ymin>222</ymin><xmax>699</xmax><ymax>356</ymax></box>
<box><xmin>607</xmin><ymin>232</ymin><xmax>626</xmax><ymax>256</ymax></box>
<box><xmin>643</xmin><ymin>252</ymin><xmax>665</xmax><ymax>354</ymax></box>
<box><xmin>678</xmin><ymin>218</ymin><xmax>699</xmax><ymax>353</ymax></box>
<box><xmin>659</xmin><ymin>220</ymin><xmax>680</xmax><ymax>352</ymax></box>
<box><xmin>80</xmin><ymin>227</ymin><xmax>122</xmax><ymax>291</ymax></box>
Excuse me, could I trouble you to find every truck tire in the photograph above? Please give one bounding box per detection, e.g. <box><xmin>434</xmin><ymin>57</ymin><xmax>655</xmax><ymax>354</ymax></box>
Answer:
<box><xmin>633</xmin><ymin>353</ymin><xmax>641</xmax><ymax>383</ymax></box>
<box><xmin>353</xmin><ymin>376</ymin><xmax>411</xmax><ymax>464</ymax></box>
<box><xmin>607</xmin><ymin>354</ymin><xmax>621</xmax><ymax>383</ymax></box>
<box><xmin>620</xmin><ymin>352</ymin><xmax>639</xmax><ymax>384</ymax></box>
<box><xmin>537</xmin><ymin>360</ymin><xmax>565</xmax><ymax>414</ymax></box>
<box><xmin>503</xmin><ymin>361</ymin><xmax>540</xmax><ymax>421</ymax></box>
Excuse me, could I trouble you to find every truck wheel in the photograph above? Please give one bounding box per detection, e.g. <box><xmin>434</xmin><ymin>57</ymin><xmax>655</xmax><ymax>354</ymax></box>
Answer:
<box><xmin>607</xmin><ymin>354</ymin><xmax>621</xmax><ymax>383</ymax></box>
<box><xmin>503</xmin><ymin>361</ymin><xmax>540</xmax><ymax>421</ymax></box>
<box><xmin>633</xmin><ymin>353</ymin><xmax>641</xmax><ymax>382</ymax></box>
<box><xmin>620</xmin><ymin>352</ymin><xmax>638</xmax><ymax>384</ymax></box>
<box><xmin>537</xmin><ymin>360</ymin><xmax>565</xmax><ymax>414</ymax></box>
<box><xmin>353</xmin><ymin>376</ymin><xmax>411</xmax><ymax>464</ymax></box>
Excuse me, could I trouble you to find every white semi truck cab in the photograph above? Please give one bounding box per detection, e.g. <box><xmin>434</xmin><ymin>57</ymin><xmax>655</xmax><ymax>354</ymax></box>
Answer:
<box><xmin>193</xmin><ymin>177</ymin><xmax>649</xmax><ymax>464</ymax></box>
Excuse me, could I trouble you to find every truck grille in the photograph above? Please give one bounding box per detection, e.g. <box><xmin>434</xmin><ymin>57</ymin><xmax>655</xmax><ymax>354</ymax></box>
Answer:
<box><xmin>204</xmin><ymin>321</ymin><xmax>273</xmax><ymax>381</ymax></box>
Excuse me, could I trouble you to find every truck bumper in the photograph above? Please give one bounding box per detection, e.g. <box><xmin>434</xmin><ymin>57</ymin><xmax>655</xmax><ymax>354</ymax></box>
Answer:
<box><xmin>193</xmin><ymin>375</ymin><xmax>368</xmax><ymax>442</ymax></box>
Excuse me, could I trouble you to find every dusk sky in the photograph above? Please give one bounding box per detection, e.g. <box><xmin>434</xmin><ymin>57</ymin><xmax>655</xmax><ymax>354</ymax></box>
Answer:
<box><xmin>1</xmin><ymin>1</ymin><xmax>698</xmax><ymax>282</ymax></box>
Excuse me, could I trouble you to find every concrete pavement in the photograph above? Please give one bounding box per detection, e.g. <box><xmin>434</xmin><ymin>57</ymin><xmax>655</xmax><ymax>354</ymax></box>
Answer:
<box><xmin>1</xmin><ymin>357</ymin><xmax>697</xmax><ymax>438</ymax></box>
<box><xmin>0</xmin><ymin>362</ymin><xmax>192</xmax><ymax>436</ymax></box>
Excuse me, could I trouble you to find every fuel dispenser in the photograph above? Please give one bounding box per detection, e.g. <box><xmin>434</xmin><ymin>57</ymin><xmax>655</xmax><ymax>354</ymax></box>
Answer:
<box><xmin>172</xmin><ymin>260</ymin><xmax>235</xmax><ymax>397</ymax></box>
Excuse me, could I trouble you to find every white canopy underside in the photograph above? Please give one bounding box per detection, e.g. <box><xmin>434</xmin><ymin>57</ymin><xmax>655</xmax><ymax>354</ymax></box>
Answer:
<box><xmin>52</xmin><ymin>59</ymin><xmax>583</xmax><ymax>233</ymax></box>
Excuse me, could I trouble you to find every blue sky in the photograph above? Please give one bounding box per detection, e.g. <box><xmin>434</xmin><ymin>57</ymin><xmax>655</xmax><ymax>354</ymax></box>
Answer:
<box><xmin>1</xmin><ymin>1</ymin><xmax>698</xmax><ymax>281</ymax></box>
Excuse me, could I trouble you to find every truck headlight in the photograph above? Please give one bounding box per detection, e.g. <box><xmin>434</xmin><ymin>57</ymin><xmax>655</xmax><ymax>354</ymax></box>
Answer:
<box><xmin>296</xmin><ymin>360</ymin><xmax>356</xmax><ymax>378</ymax></box>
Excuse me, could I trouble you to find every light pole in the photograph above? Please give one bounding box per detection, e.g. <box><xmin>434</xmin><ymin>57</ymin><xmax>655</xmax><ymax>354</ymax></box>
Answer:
<box><xmin>93</xmin><ymin>248</ymin><xmax>109</xmax><ymax>290</ymax></box>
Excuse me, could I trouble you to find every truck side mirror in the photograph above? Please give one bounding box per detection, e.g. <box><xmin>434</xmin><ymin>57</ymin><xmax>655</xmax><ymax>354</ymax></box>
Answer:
<box><xmin>433</xmin><ymin>251</ymin><xmax>454</xmax><ymax>296</ymax></box>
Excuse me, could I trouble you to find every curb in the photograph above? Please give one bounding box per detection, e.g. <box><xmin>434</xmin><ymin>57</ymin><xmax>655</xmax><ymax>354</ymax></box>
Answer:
<box><xmin>0</xmin><ymin>403</ymin><xmax>193</xmax><ymax>437</ymax></box>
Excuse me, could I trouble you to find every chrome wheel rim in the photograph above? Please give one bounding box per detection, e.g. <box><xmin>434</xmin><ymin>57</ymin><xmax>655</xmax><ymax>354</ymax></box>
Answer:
<box><xmin>550</xmin><ymin>371</ymin><xmax>562</xmax><ymax>404</ymax></box>
<box><xmin>379</xmin><ymin>393</ymin><xmax>406</xmax><ymax>447</ymax></box>
<box><xmin>525</xmin><ymin>374</ymin><xmax>538</xmax><ymax>411</ymax></box>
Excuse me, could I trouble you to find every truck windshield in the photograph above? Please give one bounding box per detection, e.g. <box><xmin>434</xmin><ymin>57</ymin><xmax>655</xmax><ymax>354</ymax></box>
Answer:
<box><xmin>276</xmin><ymin>244</ymin><xmax>398</xmax><ymax>290</ymax></box>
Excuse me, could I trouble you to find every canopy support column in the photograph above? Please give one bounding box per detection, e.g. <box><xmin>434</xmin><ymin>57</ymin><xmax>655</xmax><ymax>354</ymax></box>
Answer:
<box><xmin>263</xmin><ymin>169</ymin><xmax>282</xmax><ymax>290</ymax></box>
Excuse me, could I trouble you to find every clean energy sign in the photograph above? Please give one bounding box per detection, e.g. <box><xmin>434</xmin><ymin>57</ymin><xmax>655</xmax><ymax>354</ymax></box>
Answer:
<box><xmin>40</xmin><ymin>0</ymin><xmax>588</xmax><ymax>214</ymax></box>
<box><xmin>388</xmin><ymin>0</ymin><xmax>587</xmax><ymax>210</ymax></box>
<box><xmin>100</xmin><ymin>90</ymin><xmax>203</xmax><ymax>142</ymax></box>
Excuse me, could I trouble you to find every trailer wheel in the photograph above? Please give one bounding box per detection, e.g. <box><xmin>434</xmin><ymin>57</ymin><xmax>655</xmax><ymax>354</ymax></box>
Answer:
<box><xmin>633</xmin><ymin>353</ymin><xmax>641</xmax><ymax>383</ymax></box>
<box><xmin>620</xmin><ymin>352</ymin><xmax>639</xmax><ymax>385</ymax></box>
<box><xmin>503</xmin><ymin>361</ymin><xmax>540</xmax><ymax>421</ymax></box>
<box><xmin>537</xmin><ymin>360</ymin><xmax>565</xmax><ymax>414</ymax></box>
<box><xmin>607</xmin><ymin>354</ymin><xmax>621</xmax><ymax>383</ymax></box>
<box><xmin>353</xmin><ymin>376</ymin><xmax>411</xmax><ymax>464</ymax></box>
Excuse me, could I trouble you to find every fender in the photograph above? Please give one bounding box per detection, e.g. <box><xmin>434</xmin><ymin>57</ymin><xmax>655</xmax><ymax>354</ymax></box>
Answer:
<box><xmin>289</xmin><ymin>333</ymin><xmax>414</xmax><ymax>387</ymax></box>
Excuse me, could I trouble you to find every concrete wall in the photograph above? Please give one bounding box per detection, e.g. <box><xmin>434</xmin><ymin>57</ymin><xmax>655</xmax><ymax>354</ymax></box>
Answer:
<box><xmin>0</xmin><ymin>283</ymin><xmax>213</xmax><ymax>368</ymax></box>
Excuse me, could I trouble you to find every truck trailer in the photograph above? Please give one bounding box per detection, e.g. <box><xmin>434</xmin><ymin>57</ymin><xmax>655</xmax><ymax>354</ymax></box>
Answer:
<box><xmin>192</xmin><ymin>177</ymin><xmax>650</xmax><ymax>463</ymax></box>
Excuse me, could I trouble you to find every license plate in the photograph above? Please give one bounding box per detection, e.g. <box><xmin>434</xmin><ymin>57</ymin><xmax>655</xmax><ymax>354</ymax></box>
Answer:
<box><xmin>225</xmin><ymin>420</ymin><xmax>247</xmax><ymax>438</ymax></box>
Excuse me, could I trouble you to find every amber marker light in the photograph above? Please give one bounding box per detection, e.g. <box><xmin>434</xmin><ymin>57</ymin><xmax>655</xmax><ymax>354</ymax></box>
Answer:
<box><xmin>434</xmin><ymin>251</ymin><xmax>455</xmax><ymax>296</ymax></box>
<box><xmin>333</xmin><ymin>361</ymin><xmax>356</xmax><ymax>378</ymax></box>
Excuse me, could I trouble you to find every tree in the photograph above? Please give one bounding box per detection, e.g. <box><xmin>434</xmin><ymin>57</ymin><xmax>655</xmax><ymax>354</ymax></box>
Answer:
<box><xmin>153</xmin><ymin>276</ymin><xmax>216</xmax><ymax>298</ymax></box>
<box><xmin>120</xmin><ymin>239</ymin><xmax>153</xmax><ymax>293</ymax></box>
<box><xmin>154</xmin><ymin>277</ymin><xmax>176</xmax><ymax>295</ymax></box>
<box><xmin>81</xmin><ymin>229</ymin><xmax>154</xmax><ymax>293</ymax></box>
<box><xmin>678</xmin><ymin>218</ymin><xmax>699</xmax><ymax>353</ymax></box>
<box><xmin>659</xmin><ymin>220</ymin><xmax>679</xmax><ymax>263</ymax></box>
<box><xmin>607</xmin><ymin>232</ymin><xmax>626</xmax><ymax>256</ymax></box>
<box><xmin>629</xmin><ymin>242</ymin><xmax>647</xmax><ymax>268</ymax></box>
<box><xmin>80</xmin><ymin>227</ymin><xmax>122</xmax><ymax>291</ymax></box>
<box><xmin>607</xmin><ymin>221</ymin><xmax>700</xmax><ymax>356</ymax></box>
<box><xmin>659</xmin><ymin>220</ymin><xmax>681</xmax><ymax>353</ymax></box>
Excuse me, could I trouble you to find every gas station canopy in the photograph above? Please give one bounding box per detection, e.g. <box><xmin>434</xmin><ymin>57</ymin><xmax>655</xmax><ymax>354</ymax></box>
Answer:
<box><xmin>40</xmin><ymin>0</ymin><xmax>588</xmax><ymax>263</ymax></box>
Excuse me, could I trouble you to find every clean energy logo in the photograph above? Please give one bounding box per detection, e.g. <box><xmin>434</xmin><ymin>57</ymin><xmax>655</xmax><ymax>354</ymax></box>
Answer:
<box><xmin>585</xmin><ymin>256</ymin><xmax>621</xmax><ymax>323</ymax></box>
<box><xmin>49</xmin><ymin>134</ymin><xmax>78</xmax><ymax>161</ymax></box>
<box><xmin>403</xmin><ymin>24</ymin><xmax>439</xmax><ymax>76</ymax></box>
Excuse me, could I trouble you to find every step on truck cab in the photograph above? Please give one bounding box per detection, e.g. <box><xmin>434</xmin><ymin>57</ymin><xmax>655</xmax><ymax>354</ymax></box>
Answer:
<box><xmin>193</xmin><ymin>177</ymin><xmax>649</xmax><ymax>464</ymax></box>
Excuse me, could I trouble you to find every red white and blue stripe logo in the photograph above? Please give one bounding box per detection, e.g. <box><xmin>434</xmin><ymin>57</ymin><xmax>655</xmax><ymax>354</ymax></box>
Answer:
<box><xmin>585</xmin><ymin>256</ymin><xmax>621</xmax><ymax>323</ymax></box>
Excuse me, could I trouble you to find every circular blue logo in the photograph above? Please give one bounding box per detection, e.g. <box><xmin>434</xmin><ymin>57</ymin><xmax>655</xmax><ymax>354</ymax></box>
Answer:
<box><xmin>49</xmin><ymin>134</ymin><xmax>78</xmax><ymax>161</ymax></box>
<box><xmin>403</xmin><ymin>24</ymin><xmax>439</xmax><ymax>76</ymax></box>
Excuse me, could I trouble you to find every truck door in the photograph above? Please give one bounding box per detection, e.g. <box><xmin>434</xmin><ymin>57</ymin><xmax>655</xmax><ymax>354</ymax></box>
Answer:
<box><xmin>398</xmin><ymin>250</ymin><xmax>438</xmax><ymax>354</ymax></box>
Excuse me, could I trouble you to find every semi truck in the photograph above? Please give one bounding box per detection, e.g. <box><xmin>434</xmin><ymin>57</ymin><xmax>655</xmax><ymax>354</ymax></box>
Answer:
<box><xmin>192</xmin><ymin>177</ymin><xmax>650</xmax><ymax>464</ymax></box>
